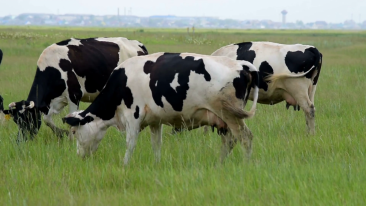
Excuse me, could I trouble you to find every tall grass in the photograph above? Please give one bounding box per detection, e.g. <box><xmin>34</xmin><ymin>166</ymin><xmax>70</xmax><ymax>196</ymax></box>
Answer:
<box><xmin>0</xmin><ymin>27</ymin><xmax>365</xmax><ymax>205</ymax></box>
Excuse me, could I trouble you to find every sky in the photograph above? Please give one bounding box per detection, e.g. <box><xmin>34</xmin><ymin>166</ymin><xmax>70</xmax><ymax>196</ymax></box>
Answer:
<box><xmin>1</xmin><ymin>0</ymin><xmax>365</xmax><ymax>23</ymax></box>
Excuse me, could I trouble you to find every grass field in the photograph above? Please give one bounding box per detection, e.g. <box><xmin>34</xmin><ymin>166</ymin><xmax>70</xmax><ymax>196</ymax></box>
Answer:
<box><xmin>0</xmin><ymin>27</ymin><xmax>366</xmax><ymax>205</ymax></box>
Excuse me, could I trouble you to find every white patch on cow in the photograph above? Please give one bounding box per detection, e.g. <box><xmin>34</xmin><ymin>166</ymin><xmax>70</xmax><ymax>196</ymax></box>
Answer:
<box><xmin>37</xmin><ymin>44</ymin><xmax>70</xmax><ymax>83</ymax></box>
<box><xmin>155</xmin><ymin>80</ymin><xmax>158</xmax><ymax>87</ymax></box>
<box><xmin>212</xmin><ymin>44</ymin><xmax>239</xmax><ymax>59</ymax></box>
<box><xmin>170</xmin><ymin>73</ymin><xmax>180</xmax><ymax>92</ymax></box>
<box><xmin>18</xmin><ymin>105</ymin><xmax>26</xmax><ymax>114</ymax></box>
<box><xmin>67</xmin><ymin>38</ymin><xmax>83</xmax><ymax>46</ymax></box>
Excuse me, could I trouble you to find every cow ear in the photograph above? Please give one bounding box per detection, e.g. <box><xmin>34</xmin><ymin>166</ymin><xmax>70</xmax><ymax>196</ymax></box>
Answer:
<box><xmin>62</xmin><ymin>116</ymin><xmax>94</xmax><ymax>126</ymax></box>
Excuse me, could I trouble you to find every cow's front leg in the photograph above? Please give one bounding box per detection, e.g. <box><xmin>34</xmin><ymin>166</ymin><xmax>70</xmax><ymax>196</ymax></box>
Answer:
<box><xmin>44</xmin><ymin>98</ymin><xmax>69</xmax><ymax>138</ymax></box>
<box><xmin>44</xmin><ymin>114</ymin><xmax>69</xmax><ymax>138</ymax></box>
<box><xmin>67</xmin><ymin>101</ymin><xmax>79</xmax><ymax>140</ymax></box>
<box><xmin>123</xmin><ymin>125</ymin><xmax>140</xmax><ymax>166</ymax></box>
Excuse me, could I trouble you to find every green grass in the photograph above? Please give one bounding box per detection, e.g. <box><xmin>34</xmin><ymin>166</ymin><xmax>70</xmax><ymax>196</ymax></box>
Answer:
<box><xmin>0</xmin><ymin>27</ymin><xmax>366</xmax><ymax>205</ymax></box>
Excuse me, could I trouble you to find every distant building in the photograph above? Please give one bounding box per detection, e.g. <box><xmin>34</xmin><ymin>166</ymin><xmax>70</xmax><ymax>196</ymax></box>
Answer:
<box><xmin>0</xmin><ymin>12</ymin><xmax>364</xmax><ymax>30</ymax></box>
<box><xmin>281</xmin><ymin>10</ymin><xmax>288</xmax><ymax>27</ymax></box>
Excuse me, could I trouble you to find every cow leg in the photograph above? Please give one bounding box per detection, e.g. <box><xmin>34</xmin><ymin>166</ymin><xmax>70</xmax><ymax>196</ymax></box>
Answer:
<box><xmin>219</xmin><ymin>130</ymin><xmax>237</xmax><ymax>164</ymax></box>
<box><xmin>150</xmin><ymin>124</ymin><xmax>163</xmax><ymax>163</ymax></box>
<box><xmin>44</xmin><ymin>97</ymin><xmax>68</xmax><ymax>138</ymax></box>
<box><xmin>284</xmin><ymin>78</ymin><xmax>315</xmax><ymax>134</ymax></box>
<box><xmin>203</xmin><ymin>126</ymin><xmax>210</xmax><ymax>134</ymax></box>
<box><xmin>67</xmin><ymin>100</ymin><xmax>79</xmax><ymax>140</ymax></box>
<box><xmin>123</xmin><ymin>123</ymin><xmax>140</xmax><ymax>166</ymax></box>
<box><xmin>220</xmin><ymin>119</ymin><xmax>253</xmax><ymax>163</ymax></box>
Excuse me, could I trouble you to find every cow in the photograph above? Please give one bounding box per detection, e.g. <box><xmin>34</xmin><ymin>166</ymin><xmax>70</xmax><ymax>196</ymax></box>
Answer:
<box><xmin>0</xmin><ymin>95</ymin><xmax>3</xmax><ymax>111</ymax></box>
<box><xmin>62</xmin><ymin>52</ymin><xmax>259</xmax><ymax>165</ymax></box>
<box><xmin>0</xmin><ymin>95</ymin><xmax>3</xmax><ymax>123</ymax></box>
<box><xmin>0</xmin><ymin>49</ymin><xmax>3</xmax><ymax>65</ymax></box>
<box><xmin>211</xmin><ymin>42</ymin><xmax>322</xmax><ymax>135</ymax></box>
<box><xmin>3</xmin><ymin>37</ymin><xmax>148</xmax><ymax>142</ymax></box>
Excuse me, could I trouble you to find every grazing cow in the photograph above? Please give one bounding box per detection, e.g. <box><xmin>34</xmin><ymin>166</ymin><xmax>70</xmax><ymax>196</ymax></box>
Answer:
<box><xmin>0</xmin><ymin>49</ymin><xmax>3</xmax><ymax>66</ymax></box>
<box><xmin>3</xmin><ymin>37</ymin><xmax>148</xmax><ymax>141</ymax></box>
<box><xmin>0</xmin><ymin>95</ymin><xmax>4</xmax><ymax>123</ymax></box>
<box><xmin>0</xmin><ymin>95</ymin><xmax>3</xmax><ymax>111</ymax></box>
<box><xmin>62</xmin><ymin>52</ymin><xmax>259</xmax><ymax>165</ymax></box>
<box><xmin>211</xmin><ymin>42</ymin><xmax>322</xmax><ymax>134</ymax></box>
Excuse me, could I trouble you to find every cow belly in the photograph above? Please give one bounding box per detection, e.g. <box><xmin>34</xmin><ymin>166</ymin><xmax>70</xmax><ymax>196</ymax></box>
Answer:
<box><xmin>143</xmin><ymin>108</ymin><xmax>225</xmax><ymax>130</ymax></box>
<box><xmin>248</xmin><ymin>88</ymin><xmax>284</xmax><ymax>105</ymax></box>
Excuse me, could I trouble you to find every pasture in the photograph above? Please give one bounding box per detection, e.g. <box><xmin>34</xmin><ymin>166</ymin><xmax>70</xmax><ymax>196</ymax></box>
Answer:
<box><xmin>0</xmin><ymin>27</ymin><xmax>366</xmax><ymax>205</ymax></box>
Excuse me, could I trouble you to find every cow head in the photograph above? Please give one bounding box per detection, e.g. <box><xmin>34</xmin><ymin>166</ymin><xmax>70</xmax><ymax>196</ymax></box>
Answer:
<box><xmin>62</xmin><ymin>111</ymin><xmax>106</xmax><ymax>158</ymax></box>
<box><xmin>3</xmin><ymin>100</ymin><xmax>42</xmax><ymax>141</ymax></box>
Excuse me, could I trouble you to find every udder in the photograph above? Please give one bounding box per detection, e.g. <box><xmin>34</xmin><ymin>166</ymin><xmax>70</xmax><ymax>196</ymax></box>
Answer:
<box><xmin>283</xmin><ymin>91</ymin><xmax>297</xmax><ymax>106</ymax></box>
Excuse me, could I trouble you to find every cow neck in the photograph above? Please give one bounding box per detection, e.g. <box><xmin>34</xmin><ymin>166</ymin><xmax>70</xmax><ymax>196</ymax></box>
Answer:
<box><xmin>26</xmin><ymin>67</ymin><xmax>66</xmax><ymax>114</ymax></box>
<box><xmin>79</xmin><ymin>68</ymin><xmax>132</xmax><ymax>122</ymax></box>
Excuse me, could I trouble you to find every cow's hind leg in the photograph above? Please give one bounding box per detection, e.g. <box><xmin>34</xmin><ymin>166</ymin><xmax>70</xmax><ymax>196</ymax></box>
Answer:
<box><xmin>220</xmin><ymin>118</ymin><xmax>253</xmax><ymax>163</ymax></box>
<box><xmin>150</xmin><ymin>124</ymin><xmax>163</xmax><ymax>163</ymax></box>
<box><xmin>284</xmin><ymin>78</ymin><xmax>315</xmax><ymax>135</ymax></box>
<box><xmin>219</xmin><ymin>129</ymin><xmax>237</xmax><ymax>164</ymax></box>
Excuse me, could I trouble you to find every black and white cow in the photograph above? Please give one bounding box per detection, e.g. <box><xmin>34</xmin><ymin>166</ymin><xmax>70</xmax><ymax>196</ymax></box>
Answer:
<box><xmin>63</xmin><ymin>52</ymin><xmax>259</xmax><ymax>165</ymax></box>
<box><xmin>0</xmin><ymin>49</ymin><xmax>3</xmax><ymax>65</ymax></box>
<box><xmin>3</xmin><ymin>37</ymin><xmax>148</xmax><ymax>141</ymax></box>
<box><xmin>211</xmin><ymin>42</ymin><xmax>322</xmax><ymax>134</ymax></box>
<box><xmin>0</xmin><ymin>95</ymin><xmax>3</xmax><ymax>111</ymax></box>
<box><xmin>0</xmin><ymin>95</ymin><xmax>4</xmax><ymax>123</ymax></box>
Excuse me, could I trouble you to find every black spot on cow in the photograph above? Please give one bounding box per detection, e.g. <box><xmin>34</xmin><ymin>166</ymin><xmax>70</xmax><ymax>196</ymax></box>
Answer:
<box><xmin>285</xmin><ymin>47</ymin><xmax>321</xmax><ymax>80</ymax></box>
<box><xmin>143</xmin><ymin>53</ymin><xmax>211</xmax><ymax>111</ymax></box>
<box><xmin>233</xmin><ymin>69</ymin><xmax>251</xmax><ymax>100</ymax></box>
<box><xmin>138</xmin><ymin>45</ymin><xmax>149</xmax><ymax>55</ymax></box>
<box><xmin>258</xmin><ymin>61</ymin><xmax>274</xmax><ymax>91</ymax></box>
<box><xmin>59</xmin><ymin>59</ymin><xmax>83</xmax><ymax>106</ymax></box>
<box><xmin>66</xmin><ymin>38</ymin><xmax>120</xmax><ymax>94</ymax></box>
<box><xmin>56</xmin><ymin>39</ymin><xmax>72</xmax><ymax>46</ymax></box>
<box><xmin>134</xmin><ymin>105</ymin><xmax>140</xmax><ymax>119</ymax></box>
<box><xmin>69</xmin><ymin>68</ymin><xmax>134</xmax><ymax>125</ymax></box>
<box><xmin>234</xmin><ymin>42</ymin><xmax>256</xmax><ymax>63</ymax></box>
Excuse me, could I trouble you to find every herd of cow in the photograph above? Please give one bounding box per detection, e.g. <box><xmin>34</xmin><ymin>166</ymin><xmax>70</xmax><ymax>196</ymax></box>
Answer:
<box><xmin>0</xmin><ymin>37</ymin><xmax>322</xmax><ymax>165</ymax></box>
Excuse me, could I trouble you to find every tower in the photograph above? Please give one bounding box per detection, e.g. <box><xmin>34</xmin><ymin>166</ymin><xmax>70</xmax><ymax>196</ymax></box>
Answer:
<box><xmin>281</xmin><ymin>10</ymin><xmax>288</xmax><ymax>26</ymax></box>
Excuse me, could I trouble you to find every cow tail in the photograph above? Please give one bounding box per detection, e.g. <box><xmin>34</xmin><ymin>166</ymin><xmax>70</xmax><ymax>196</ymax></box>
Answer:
<box><xmin>245</xmin><ymin>69</ymin><xmax>259</xmax><ymax>118</ymax></box>
<box><xmin>222</xmin><ymin>65</ymin><xmax>259</xmax><ymax>119</ymax></box>
<box><xmin>222</xmin><ymin>100</ymin><xmax>252</xmax><ymax>119</ymax></box>
<box><xmin>266</xmin><ymin>47</ymin><xmax>322</xmax><ymax>86</ymax></box>
<box><xmin>312</xmin><ymin>52</ymin><xmax>322</xmax><ymax>85</ymax></box>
